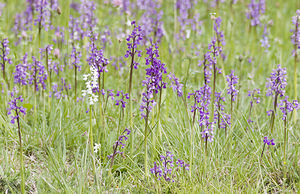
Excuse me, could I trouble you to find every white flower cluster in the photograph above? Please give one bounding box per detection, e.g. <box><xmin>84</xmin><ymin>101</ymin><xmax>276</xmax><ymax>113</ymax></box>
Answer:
<box><xmin>94</xmin><ymin>143</ymin><xmax>101</xmax><ymax>154</ymax></box>
<box><xmin>82</xmin><ymin>65</ymin><xmax>99</xmax><ymax>105</ymax></box>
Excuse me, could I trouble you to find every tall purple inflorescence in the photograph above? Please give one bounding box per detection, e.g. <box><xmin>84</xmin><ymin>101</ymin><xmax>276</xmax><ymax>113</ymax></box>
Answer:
<box><xmin>291</xmin><ymin>10</ymin><xmax>300</xmax><ymax>56</ymax></box>
<box><xmin>246</xmin><ymin>0</ymin><xmax>266</xmax><ymax>26</ymax></box>
<box><xmin>70</xmin><ymin>47</ymin><xmax>82</xmax><ymax>71</ymax></box>
<box><xmin>141</xmin><ymin>43</ymin><xmax>168</xmax><ymax>175</ymax></box>
<box><xmin>14</xmin><ymin>53</ymin><xmax>29</xmax><ymax>86</ymax></box>
<box><xmin>266</xmin><ymin>64</ymin><xmax>287</xmax><ymax>98</ymax></box>
<box><xmin>226</xmin><ymin>70</ymin><xmax>239</xmax><ymax>115</ymax></box>
<box><xmin>126</xmin><ymin>20</ymin><xmax>143</xmax><ymax>127</ymax></box>
<box><xmin>214</xmin><ymin>17</ymin><xmax>225</xmax><ymax>49</ymax></box>
<box><xmin>260</xmin><ymin>25</ymin><xmax>270</xmax><ymax>52</ymax></box>
<box><xmin>0</xmin><ymin>38</ymin><xmax>13</xmax><ymax>81</ymax></box>
<box><xmin>70</xmin><ymin>46</ymin><xmax>82</xmax><ymax>99</ymax></box>
<box><xmin>12</xmin><ymin>0</ymin><xmax>35</xmax><ymax>45</ymax></box>
<box><xmin>226</xmin><ymin>70</ymin><xmax>239</xmax><ymax>102</ymax></box>
<box><xmin>87</xmin><ymin>33</ymin><xmax>109</xmax><ymax>94</ymax></box>
<box><xmin>49</xmin><ymin>0</ymin><xmax>59</xmax><ymax>28</ymax></box>
<box><xmin>140</xmin><ymin>82</ymin><xmax>156</xmax><ymax>120</ymax></box>
<box><xmin>176</xmin><ymin>0</ymin><xmax>202</xmax><ymax>42</ymax></box>
<box><xmin>138</xmin><ymin>0</ymin><xmax>164</xmax><ymax>43</ymax></box>
<box><xmin>40</xmin><ymin>45</ymin><xmax>57</xmax><ymax>78</ymax></box>
<box><xmin>35</xmin><ymin>0</ymin><xmax>51</xmax><ymax>32</ymax></box>
<box><xmin>198</xmin><ymin>49</ymin><xmax>213</xmax><ymax>85</ymax></box>
<box><xmin>8</xmin><ymin>88</ymin><xmax>27</xmax><ymax>192</ymax></box>
<box><xmin>69</xmin><ymin>15</ymin><xmax>82</xmax><ymax>43</ymax></box>
<box><xmin>79</xmin><ymin>0</ymin><xmax>97</xmax><ymax>36</ymax></box>
<box><xmin>28</xmin><ymin>56</ymin><xmax>48</xmax><ymax>92</ymax></box>
<box><xmin>125</xmin><ymin>21</ymin><xmax>143</xmax><ymax>69</ymax></box>
<box><xmin>187</xmin><ymin>84</ymin><xmax>213</xmax><ymax>142</ymax></box>
<box><xmin>266</xmin><ymin>64</ymin><xmax>287</xmax><ymax>132</ymax></box>
<box><xmin>208</xmin><ymin>38</ymin><xmax>222</xmax><ymax>93</ymax></box>
<box><xmin>144</xmin><ymin>43</ymin><xmax>167</xmax><ymax>94</ymax></box>
<box><xmin>291</xmin><ymin>10</ymin><xmax>299</xmax><ymax>108</ymax></box>
<box><xmin>279</xmin><ymin>96</ymin><xmax>299</xmax><ymax>165</ymax></box>
<box><xmin>214</xmin><ymin>92</ymin><xmax>230</xmax><ymax>131</ymax></box>
<box><xmin>87</xmin><ymin>33</ymin><xmax>109</xmax><ymax>71</ymax></box>
<box><xmin>198</xmin><ymin>85</ymin><xmax>213</xmax><ymax>142</ymax></box>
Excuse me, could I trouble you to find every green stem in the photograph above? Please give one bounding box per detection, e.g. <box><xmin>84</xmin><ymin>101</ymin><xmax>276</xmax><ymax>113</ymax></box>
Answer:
<box><xmin>260</xmin><ymin>143</ymin><xmax>266</xmax><ymax>160</ymax></box>
<box><xmin>16</xmin><ymin>111</ymin><xmax>25</xmax><ymax>194</ymax></box>
<box><xmin>189</xmin><ymin>105</ymin><xmax>196</xmax><ymax>178</ymax></box>
<box><xmin>89</xmin><ymin>105</ymin><xmax>98</xmax><ymax>185</ymax></box>
<box><xmin>210</xmin><ymin>63</ymin><xmax>216</xmax><ymax>132</ymax></box>
<box><xmin>46</xmin><ymin>48</ymin><xmax>51</xmax><ymax>110</ymax></box>
<box><xmin>98</xmin><ymin>73</ymin><xmax>104</xmax><ymax>143</ymax></box>
<box><xmin>130</xmin><ymin>99</ymin><xmax>134</xmax><ymax>154</ymax></box>
<box><xmin>157</xmin><ymin>87</ymin><xmax>163</xmax><ymax>142</ymax></box>
<box><xmin>128</xmin><ymin>38</ymin><xmax>135</xmax><ymax>155</ymax></box>
<box><xmin>144</xmin><ymin>103</ymin><xmax>150</xmax><ymax>178</ymax></box>
<box><xmin>89</xmin><ymin>105</ymin><xmax>94</xmax><ymax>152</ymax></box>
<box><xmin>283</xmin><ymin>117</ymin><xmax>287</xmax><ymax>179</ymax></box>
<box><xmin>270</xmin><ymin>93</ymin><xmax>278</xmax><ymax>133</ymax></box>
<box><xmin>75</xmin><ymin>65</ymin><xmax>77</xmax><ymax>101</ymax></box>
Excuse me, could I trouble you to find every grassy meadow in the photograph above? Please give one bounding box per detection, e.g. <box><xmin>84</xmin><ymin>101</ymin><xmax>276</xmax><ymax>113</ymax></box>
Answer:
<box><xmin>0</xmin><ymin>0</ymin><xmax>299</xmax><ymax>193</ymax></box>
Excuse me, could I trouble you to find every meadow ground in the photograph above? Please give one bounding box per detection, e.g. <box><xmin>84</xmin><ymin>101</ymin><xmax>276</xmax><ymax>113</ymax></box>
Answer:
<box><xmin>0</xmin><ymin>0</ymin><xmax>299</xmax><ymax>193</ymax></box>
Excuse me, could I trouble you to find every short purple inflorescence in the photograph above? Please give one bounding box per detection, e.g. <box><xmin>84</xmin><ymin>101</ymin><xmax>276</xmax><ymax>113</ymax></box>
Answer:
<box><xmin>226</xmin><ymin>70</ymin><xmax>239</xmax><ymax>102</ymax></box>
<box><xmin>263</xmin><ymin>136</ymin><xmax>275</xmax><ymax>146</ymax></box>
<box><xmin>150</xmin><ymin>151</ymin><xmax>189</xmax><ymax>182</ymax></box>
<box><xmin>7</xmin><ymin>90</ymin><xmax>26</xmax><ymax>124</ymax></box>
<box><xmin>247</xmin><ymin>89</ymin><xmax>261</xmax><ymax>123</ymax></box>
<box><xmin>115</xmin><ymin>90</ymin><xmax>129</xmax><ymax>108</ymax></box>
<box><xmin>167</xmin><ymin>73</ymin><xmax>183</xmax><ymax>97</ymax></box>
<box><xmin>124</xmin><ymin>21</ymin><xmax>143</xmax><ymax>69</ymax></box>
<box><xmin>108</xmin><ymin>128</ymin><xmax>131</xmax><ymax>167</ymax></box>
<box><xmin>261</xmin><ymin>136</ymin><xmax>275</xmax><ymax>159</ymax></box>
<box><xmin>70</xmin><ymin>46</ymin><xmax>82</xmax><ymax>71</ymax></box>
<box><xmin>279</xmin><ymin>96</ymin><xmax>299</xmax><ymax>121</ymax></box>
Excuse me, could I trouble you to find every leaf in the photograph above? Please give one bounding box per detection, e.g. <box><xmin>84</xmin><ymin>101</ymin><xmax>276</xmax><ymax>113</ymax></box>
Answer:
<box><xmin>23</xmin><ymin>103</ymin><xmax>33</xmax><ymax>111</ymax></box>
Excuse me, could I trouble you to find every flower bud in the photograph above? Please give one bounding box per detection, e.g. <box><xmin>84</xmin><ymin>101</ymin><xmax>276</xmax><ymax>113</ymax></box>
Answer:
<box><xmin>57</xmin><ymin>7</ymin><xmax>61</xmax><ymax>15</ymax></box>
<box><xmin>54</xmin><ymin>48</ymin><xmax>60</xmax><ymax>58</ymax></box>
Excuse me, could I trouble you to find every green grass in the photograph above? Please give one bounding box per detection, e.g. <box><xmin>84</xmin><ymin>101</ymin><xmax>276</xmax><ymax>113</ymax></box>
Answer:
<box><xmin>0</xmin><ymin>0</ymin><xmax>299</xmax><ymax>193</ymax></box>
